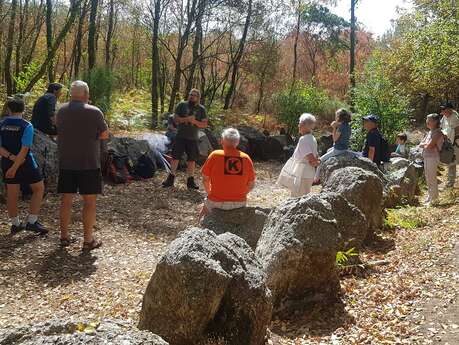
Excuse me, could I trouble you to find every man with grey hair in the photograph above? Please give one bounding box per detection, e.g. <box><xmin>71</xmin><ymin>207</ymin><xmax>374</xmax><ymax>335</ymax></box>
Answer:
<box><xmin>56</xmin><ymin>80</ymin><xmax>109</xmax><ymax>251</ymax></box>
<box><xmin>200</xmin><ymin>128</ymin><xmax>256</xmax><ymax>217</ymax></box>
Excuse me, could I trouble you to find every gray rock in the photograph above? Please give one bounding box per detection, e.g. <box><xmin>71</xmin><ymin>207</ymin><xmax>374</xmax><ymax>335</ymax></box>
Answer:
<box><xmin>385</xmin><ymin>164</ymin><xmax>420</xmax><ymax>207</ymax></box>
<box><xmin>201</xmin><ymin>207</ymin><xmax>270</xmax><ymax>249</ymax></box>
<box><xmin>0</xmin><ymin>319</ymin><xmax>168</xmax><ymax>345</ymax></box>
<box><xmin>108</xmin><ymin>136</ymin><xmax>157</xmax><ymax>164</ymax></box>
<box><xmin>256</xmin><ymin>194</ymin><xmax>345</xmax><ymax>310</ymax></box>
<box><xmin>323</xmin><ymin>167</ymin><xmax>384</xmax><ymax>236</ymax></box>
<box><xmin>409</xmin><ymin>146</ymin><xmax>423</xmax><ymax>162</ymax></box>
<box><xmin>385</xmin><ymin>157</ymin><xmax>411</xmax><ymax>172</ymax></box>
<box><xmin>319</xmin><ymin>151</ymin><xmax>386</xmax><ymax>185</ymax></box>
<box><xmin>138</xmin><ymin>228</ymin><xmax>272</xmax><ymax>345</ymax></box>
<box><xmin>31</xmin><ymin>130</ymin><xmax>59</xmax><ymax>192</ymax></box>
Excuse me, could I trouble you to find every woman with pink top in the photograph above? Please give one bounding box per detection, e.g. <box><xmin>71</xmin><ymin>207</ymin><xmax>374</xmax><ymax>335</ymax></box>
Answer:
<box><xmin>419</xmin><ymin>113</ymin><xmax>444</xmax><ymax>206</ymax></box>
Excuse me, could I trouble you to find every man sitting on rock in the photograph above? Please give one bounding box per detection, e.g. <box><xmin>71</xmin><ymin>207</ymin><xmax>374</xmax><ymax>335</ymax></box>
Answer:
<box><xmin>200</xmin><ymin>128</ymin><xmax>256</xmax><ymax>218</ymax></box>
<box><xmin>362</xmin><ymin>115</ymin><xmax>384</xmax><ymax>167</ymax></box>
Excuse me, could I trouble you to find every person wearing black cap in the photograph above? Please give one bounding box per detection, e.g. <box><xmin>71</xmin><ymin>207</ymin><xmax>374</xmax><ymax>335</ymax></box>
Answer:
<box><xmin>362</xmin><ymin>115</ymin><xmax>384</xmax><ymax>166</ymax></box>
<box><xmin>31</xmin><ymin>83</ymin><xmax>63</xmax><ymax>136</ymax></box>
<box><xmin>440</xmin><ymin>102</ymin><xmax>459</xmax><ymax>188</ymax></box>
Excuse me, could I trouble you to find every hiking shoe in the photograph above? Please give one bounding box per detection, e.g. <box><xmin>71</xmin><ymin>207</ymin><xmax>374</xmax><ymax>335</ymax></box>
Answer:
<box><xmin>10</xmin><ymin>224</ymin><xmax>23</xmax><ymax>235</ymax></box>
<box><xmin>162</xmin><ymin>174</ymin><xmax>175</xmax><ymax>188</ymax></box>
<box><xmin>82</xmin><ymin>239</ymin><xmax>103</xmax><ymax>252</ymax></box>
<box><xmin>25</xmin><ymin>222</ymin><xmax>48</xmax><ymax>235</ymax></box>
<box><xmin>187</xmin><ymin>177</ymin><xmax>199</xmax><ymax>190</ymax></box>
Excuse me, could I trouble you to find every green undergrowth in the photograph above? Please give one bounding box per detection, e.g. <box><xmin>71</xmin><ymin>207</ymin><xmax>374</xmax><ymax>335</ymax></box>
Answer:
<box><xmin>384</xmin><ymin>206</ymin><xmax>428</xmax><ymax>230</ymax></box>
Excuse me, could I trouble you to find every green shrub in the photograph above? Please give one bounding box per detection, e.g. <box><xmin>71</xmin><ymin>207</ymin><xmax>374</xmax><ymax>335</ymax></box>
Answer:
<box><xmin>84</xmin><ymin>67</ymin><xmax>114</xmax><ymax>114</ymax></box>
<box><xmin>273</xmin><ymin>81</ymin><xmax>341</xmax><ymax>133</ymax></box>
<box><xmin>352</xmin><ymin>56</ymin><xmax>412</xmax><ymax>150</ymax></box>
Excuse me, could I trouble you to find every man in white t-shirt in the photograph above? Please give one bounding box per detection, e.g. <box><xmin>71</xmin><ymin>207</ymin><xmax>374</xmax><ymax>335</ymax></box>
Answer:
<box><xmin>440</xmin><ymin>102</ymin><xmax>459</xmax><ymax>188</ymax></box>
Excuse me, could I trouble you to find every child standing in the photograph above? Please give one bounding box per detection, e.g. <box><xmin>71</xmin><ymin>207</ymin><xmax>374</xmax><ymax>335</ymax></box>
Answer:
<box><xmin>419</xmin><ymin>113</ymin><xmax>444</xmax><ymax>206</ymax></box>
<box><xmin>314</xmin><ymin>108</ymin><xmax>352</xmax><ymax>183</ymax></box>
<box><xmin>0</xmin><ymin>99</ymin><xmax>47</xmax><ymax>234</ymax></box>
<box><xmin>277</xmin><ymin>113</ymin><xmax>319</xmax><ymax>197</ymax></box>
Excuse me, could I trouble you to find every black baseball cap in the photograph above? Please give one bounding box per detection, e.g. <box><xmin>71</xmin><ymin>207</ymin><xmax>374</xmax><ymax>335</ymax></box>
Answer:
<box><xmin>363</xmin><ymin>114</ymin><xmax>379</xmax><ymax>123</ymax></box>
<box><xmin>440</xmin><ymin>101</ymin><xmax>455</xmax><ymax>110</ymax></box>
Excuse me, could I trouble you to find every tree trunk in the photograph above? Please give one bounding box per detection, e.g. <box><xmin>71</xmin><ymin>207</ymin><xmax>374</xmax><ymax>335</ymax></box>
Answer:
<box><xmin>22</xmin><ymin>0</ymin><xmax>45</xmax><ymax>68</ymax></box>
<box><xmin>168</xmin><ymin>0</ymin><xmax>198</xmax><ymax>113</ymax></box>
<box><xmin>0</xmin><ymin>0</ymin><xmax>5</xmax><ymax>84</ymax></box>
<box><xmin>185</xmin><ymin>0</ymin><xmax>205</xmax><ymax>96</ymax></box>
<box><xmin>349</xmin><ymin>0</ymin><xmax>357</xmax><ymax>111</ymax></box>
<box><xmin>223</xmin><ymin>0</ymin><xmax>252</xmax><ymax>110</ymax></box>
<box><xmin>105</xmin><ymin>0</ymin><xmax>115</xmax><ymax>69</ymax></box>
<box><xmin>74</xmin><ymin>0</ymin><xmax>88</xmax><ymax>78</ymax></box>
<box><xmin>292</xmin><ymin>0</ymin><xmax>301</xmax><ymax>88</ymax></box>
<box><xmin>24</xmin><ymin>0</ymin><xmax>81</xmax><ymax>92</ymax></box>
<box><xmin>151</xmin><ymin>0</ymin><xmax>161</xmax><ymax>128</ymax></box>
<box><xmin>5</xmin><ymin>0</ymin><xmax>18</xmax><ymax>95</ymax></box>
<box><xmin>46</xmin><ymin>0</ymin><xmax>53</xmax><ymax>81</ymax></box>
<box><xmin>88</xmin><ymin>0</ymin><xmax>99</xmax><ymax>71</ymax></box>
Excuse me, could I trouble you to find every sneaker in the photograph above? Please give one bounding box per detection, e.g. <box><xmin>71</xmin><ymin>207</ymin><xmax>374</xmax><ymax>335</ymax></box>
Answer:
<box><xmin>25</xmin><ymin>221</ymin><xmax>48</xmax><ymax>235</ymax></box>
<box><xmin>187</xmin><ymin>177</ymin><xmax>199</xmax><ymax>190</ymax></box>
<box><xmin>162</xmin><ymin>174</ymin><xmax>175</xmax><ymax>188</ymax></box>
<box><xmin>10</xmin><ymin>224</ymin><xmax>23</xmax><ymax>235</ymax></box>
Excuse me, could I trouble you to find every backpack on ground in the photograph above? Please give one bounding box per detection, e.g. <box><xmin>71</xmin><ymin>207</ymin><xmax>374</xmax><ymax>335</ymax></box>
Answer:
<box><xmin>440</xmin><ymin>137</ymin><xmax>456</xmax><ymax>165</ymax></box>
<box><xmin>134</xmin><ymin>153</ymin><xmax>156</xmax><ymax>179</ymax></box>
<box><xmin>105</xmin><ymin>150</ymin><xmax>131</xmax><ymax>184</ymax></box>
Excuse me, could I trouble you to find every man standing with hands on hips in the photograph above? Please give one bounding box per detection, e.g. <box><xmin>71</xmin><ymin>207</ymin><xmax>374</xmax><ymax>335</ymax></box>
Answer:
<box><xmin>162</xmin><ymin>88</ymin><xmax>208</xmax><ymax>190</ymax></box>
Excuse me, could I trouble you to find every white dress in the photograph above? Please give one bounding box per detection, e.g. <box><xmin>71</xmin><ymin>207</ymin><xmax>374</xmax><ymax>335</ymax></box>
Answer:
<box><xmin>277</xmin><ymin>134</ymin><xmax>318</xmax><ymax>196</ymax></box>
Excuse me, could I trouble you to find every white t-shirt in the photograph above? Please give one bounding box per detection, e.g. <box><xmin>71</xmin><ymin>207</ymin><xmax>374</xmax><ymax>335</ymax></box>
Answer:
<box><xmin>292</xmin><ymin>133</ymin><xmax>318</xmax><ymax>178</ymax></box>
<box><xmin>441</xmin><ymin>111</ymin><xmax>459</xmax><ymax>142</ymax></box>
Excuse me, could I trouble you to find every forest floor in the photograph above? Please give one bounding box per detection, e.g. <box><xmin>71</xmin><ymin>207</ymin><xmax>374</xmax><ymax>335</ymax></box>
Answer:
<box><xmin>0</xmin><ymin>162</ymin><xmax>458</xmax><ymax>344</ymax></box>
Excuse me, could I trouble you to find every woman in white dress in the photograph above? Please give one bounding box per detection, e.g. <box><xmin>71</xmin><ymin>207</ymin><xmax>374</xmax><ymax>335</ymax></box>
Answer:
<box><xmin>277</xmin><ymin>113</ymin><xmax>320</xmax><ymax>197</ymax></box>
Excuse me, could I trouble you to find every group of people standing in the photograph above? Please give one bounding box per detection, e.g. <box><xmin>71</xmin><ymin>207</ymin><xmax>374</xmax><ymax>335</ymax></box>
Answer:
<box><xmin>1</xmin><ymin>80</ymin><xmax>458</xmax><ymax>247</ymax></box>
<box><xmin>1</xmin><ymin>81</ymin><xmax>108</xmax><ymax>251</ymax></box>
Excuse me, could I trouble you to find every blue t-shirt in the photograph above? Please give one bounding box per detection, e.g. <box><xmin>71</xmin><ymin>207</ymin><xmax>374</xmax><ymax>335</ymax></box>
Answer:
<box><xmin>0</xmin><ymin>116</ymin><xmax>38</xmax><ymax>169</ymax></box>
<box><xmin>363</xmin><ymin>128</ymin><xmax>383</xmax><ymax>164</ymax></box>
<box><xmin>334</xmin><ymin>122</ymin><xmax>351</xmax><ymax>150</ymax></box>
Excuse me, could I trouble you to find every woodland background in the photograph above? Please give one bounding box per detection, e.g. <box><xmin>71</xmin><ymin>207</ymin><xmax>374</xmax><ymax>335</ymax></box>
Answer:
<box><xmin>0</xmin><ymin>0</ymin><xmax>458</xmax><ymax>141</ymax></box>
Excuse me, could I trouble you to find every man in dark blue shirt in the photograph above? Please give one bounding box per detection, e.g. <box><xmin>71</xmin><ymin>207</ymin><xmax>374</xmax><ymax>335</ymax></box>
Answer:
<box><xmin>0</xmin><ymin>99</ymin><xmax>47</xmax><ymax>235</ymax></box>
<box><xmin>31</xmin><ymin>83</ymin><xmax>63</xmax><ymax>135</ymax></box>
<box><xmin>362</xmin><ymin>115</ymin><xmax>383</xmax><ymax>165</ymax></box>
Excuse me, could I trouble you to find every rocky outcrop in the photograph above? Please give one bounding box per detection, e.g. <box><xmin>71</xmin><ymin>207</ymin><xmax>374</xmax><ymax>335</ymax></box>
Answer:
<box><xmin>201</xmin><ymin>207</ymin><xmax>270</xmax><ymax>249</ymax></box>
<box><xmin>320</xmin><ymin>151</ymin><xmax>386</xmax><ymax>184</ymax></box>
<box><xmin>138</xmin><ymin>228</ymin><xmax>272</xmax><ymax>345</ymax></box>
<box><xmin>323</xmin><ymin>167</ymin><xmax>384</xmax><ymax>236</ymax></box>
<box><xmin>108</xmin><ymin>136</ymin><xmax>158</xmax><ymax>164</ymax></box>
<box><xmin>385</xmin><ymin>160</ymin><xmax>422</xmax><ymax>207</ymax></box>
<box><xmin>0</xmin><ymin>319</ymin><xmax>168</xmax><ymax>345</ymax></box>
<box><xmin>256</xmin><ymin>194</ymin><xmax>354</xmax><ymax>311</ymax></box>
<box><xmin>236</xmin><ymin>126</ymin><xmax>285</xmax><ymax>161</ymax></box>
<box><xmin>31</xmin><ymin>130</ymin><xmax>59</xmax><ymax>191</ymax></box>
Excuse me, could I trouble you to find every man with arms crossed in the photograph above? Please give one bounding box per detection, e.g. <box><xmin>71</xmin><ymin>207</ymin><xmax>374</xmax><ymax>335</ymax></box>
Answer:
<box><xmin>162</xmin><ymin>89</ymin><xmax>208</xmax><ymax>190</ymax></box>
<box><xmin>56</xmin><ymin>81</ymin><xmax>109</xmax><ymax>251</ymax></box>
<box><xmin>200</xmin><ymin>128</ymin><xmax>256</xmax><ymax>218</ymax></box>
<box><xmin>440</xmin><ymin>102</ymin><xmax>459</xmax><ymax>189</ymax></box>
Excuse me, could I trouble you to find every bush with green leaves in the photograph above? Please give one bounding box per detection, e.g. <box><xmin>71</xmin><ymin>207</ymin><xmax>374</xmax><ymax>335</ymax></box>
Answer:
<box><xmin>84</xmin><ymin>67</ymin><xmax>114</xmax><ymax>114</ymax></box>
<box><xmin>273</xmin><ymin>81</ymin><xmax>343</xmax><ymax>133</ymax></box>
<box><xmin>351</xmin><ymin>55</ymin><xmax>412</xmax><ymax>150</ymax></box>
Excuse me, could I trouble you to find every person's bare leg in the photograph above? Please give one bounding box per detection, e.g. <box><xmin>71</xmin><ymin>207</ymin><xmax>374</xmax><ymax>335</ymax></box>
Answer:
<box><xmin>6</xmin><ymin>184</ymin><xmax>20</xmax><ymax>218</ymax></box>
<box><xmin>59</xmin><ymin>194</ymin><xmax>74</xmax><ymax>240</ymax></box>
<box><xmin>82</xmin><ymin>194</ymin><xmax>97</xmax><ymax>243</ymax></box>
<box><xmin>170</xmin><ymin>159</ymin><xmax>179</xmax><ymax>175</ymax></box>
<box><xmin>186</xmin><ymin>161</ymin><xmax>196</xmax><ymax>177</ymax></box>
<box><xmin>29</xmin><ymin>181</ymin><xmax>44</xmax><ymax>215</ymax></box>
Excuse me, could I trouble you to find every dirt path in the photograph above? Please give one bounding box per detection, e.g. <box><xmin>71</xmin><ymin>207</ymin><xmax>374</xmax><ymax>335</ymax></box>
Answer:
<box><xmin>0</xmin><ymin>162</ymin><xmax>458</xmax><ymax>344</ymax></box>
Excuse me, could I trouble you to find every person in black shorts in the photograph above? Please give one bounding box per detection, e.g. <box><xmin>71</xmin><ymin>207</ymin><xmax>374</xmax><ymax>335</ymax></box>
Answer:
<box><xmin>0</xmin><ymin>98</ymin><xmax>47</xmax><ymax>235</ymax></box>
<box><xmin>31</xmin><ymin>83</ymin><xmax>63</xmax><ymax>136</ymax></box>
<box><xmin>56</xmin><ymin>81</ymin><xmax>109</xmax><ymax>251</ymax></box>
<box><xmin>162</xmin><ymin>88</ymin><xmax>208</xmax><ymax>189</ymax></box>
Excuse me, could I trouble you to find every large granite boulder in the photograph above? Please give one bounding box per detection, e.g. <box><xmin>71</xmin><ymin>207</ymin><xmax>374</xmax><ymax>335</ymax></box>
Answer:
<box><xmin>201</xmin><ymin>207</ymin><xmax>270</xmax><ymax>249</ymax></box>
<box><xmin>237</xmin><ymin>126</ymin><xmax>268</xmax><ymax>161</ymax></box>
<box><xmin>31</xmin><ymin>130</ymin><xmax>59</xmax><ymax>192</ymax></box>
<box><xmin>138</xmin><ymin>228</ymin><xmax>272</xmax><ymax>345</ymax></box>
<box><xmin>108</xmin><ymin>136</ymin><xmax>158</xmax><ymax>164</ymax></box>
<box><xmin>0</xmin><ymin>319</ymin><xmax>168</xmax><ymax>345</ymax></box>
<box><xmin>323</xmin><ymin>167</ymin><xmax>384</xmax><ymax>236</ymax></box>
<box><xmin>385</xmin><ymin>164</ymin><xmax>421</xmax><ymax>207</ymax></box>
<box><xmin>319</xmin><ymin>151</ymin><xmax>386</xmax><ymax>185</ymax></box>
<box><xmin>256</xmin><ymin>194</ymin><xmax>358</xmax><ymax>311</ymax></box>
